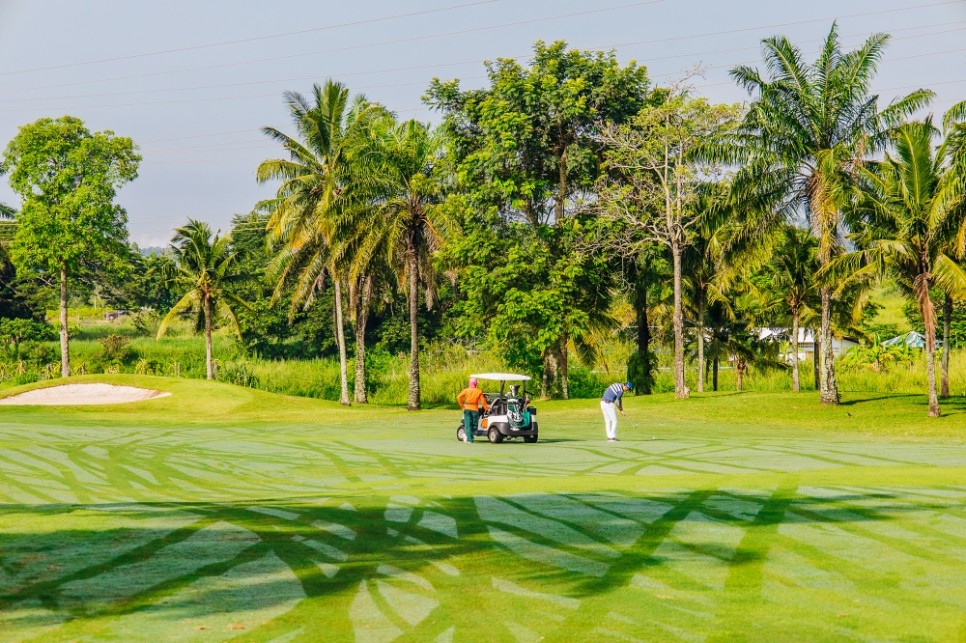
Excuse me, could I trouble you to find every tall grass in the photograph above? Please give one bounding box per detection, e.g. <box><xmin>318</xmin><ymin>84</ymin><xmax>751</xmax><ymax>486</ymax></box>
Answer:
<box><xmin>686</xmin><ymin>351</ymin><xmax>966</xmax><ymax>397</ymax></box>
<box><xmin>4</xmin><ymin>327</ymin><xmax>965</xmax><ymax>405</ymax></box>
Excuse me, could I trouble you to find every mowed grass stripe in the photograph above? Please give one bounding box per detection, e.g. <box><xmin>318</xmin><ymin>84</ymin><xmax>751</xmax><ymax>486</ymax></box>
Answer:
<box><xmin>1</xmin><ymin>378</ymin><xmax>965</xmax><ymax>640</ymax></box>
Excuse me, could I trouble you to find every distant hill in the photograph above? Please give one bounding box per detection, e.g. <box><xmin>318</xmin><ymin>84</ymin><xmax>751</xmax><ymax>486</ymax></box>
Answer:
<box><xmin>138</xmin><ymin>246</ymin><xmax>168</xmax><ymax>257</ymax></box>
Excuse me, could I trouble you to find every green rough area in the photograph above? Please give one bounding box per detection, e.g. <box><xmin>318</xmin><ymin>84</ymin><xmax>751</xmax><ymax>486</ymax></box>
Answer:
<box><xmin>1</xmin><ymin>376</ymin><xmax>964</xmax><ymax>642</ymax></box>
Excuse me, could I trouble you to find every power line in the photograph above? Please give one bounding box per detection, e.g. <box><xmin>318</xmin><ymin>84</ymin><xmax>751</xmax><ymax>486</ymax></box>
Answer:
<box><xmin>0</xmin><ymin>0</ymin><xmax>503</xmax><ymax>77</ymax></box>
<box><xmin>2</xmin><ymin>22</ymin><xmax>963</xmax><ymax>118</ymax></box>
<box><xmin>586</xmin><ymin>0</ymin><xmax>963</xmax><ymax>53</ymax></box>
<box><xmin>0</xmin><ymin>59</ymin><xmax>487</xmax><ymax>105</ymax></box>
<box><xmin>3</xmin><ymin>20</ymin><xmax>964</xmax><ymax>107</ymax></box>
<box><xmin>0</xmin><ymin>76</ymin><xmax>483</xmax><ymax>115</ymax></box>
<box><xmin>0</xmin><ymin>0</ymin><xmax>664</xmax><ymax>96</ymax></box>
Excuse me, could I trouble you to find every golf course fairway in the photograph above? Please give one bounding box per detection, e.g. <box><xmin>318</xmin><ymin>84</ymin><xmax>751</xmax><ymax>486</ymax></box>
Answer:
<box><xmin>1</xmin><ymin>376</ymin><xmax>964</xmax><ymax>642</ymax></box>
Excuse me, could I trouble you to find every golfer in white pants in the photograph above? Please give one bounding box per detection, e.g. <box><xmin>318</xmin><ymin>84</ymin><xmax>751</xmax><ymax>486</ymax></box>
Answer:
<box><xmin>600</xmin><ymin>381</ymin><xmax>632</xmax><ymax>441</ymax></box>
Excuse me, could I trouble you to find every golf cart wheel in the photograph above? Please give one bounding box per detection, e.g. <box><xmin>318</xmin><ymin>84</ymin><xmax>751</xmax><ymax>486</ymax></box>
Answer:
<box><xmin>487</xmin><ymin>428</ymin><xmax>504</xmax><ymax>444</ymax></box>
<box><xmin>523</xmin><ymin>433</ymin><xmax>538</xmax><ymax>443</ymax></box>
<box><xmin>456</xmin><ymin>426</ymin><xmax>466</xmax><ymax>442</ymax></box>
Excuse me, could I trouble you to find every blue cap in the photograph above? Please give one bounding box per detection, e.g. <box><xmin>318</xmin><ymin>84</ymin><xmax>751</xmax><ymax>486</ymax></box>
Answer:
<box><xmin>624</xmin><ymin>381</ymin><xmax>633</xmax><ymax>390</ymax></box>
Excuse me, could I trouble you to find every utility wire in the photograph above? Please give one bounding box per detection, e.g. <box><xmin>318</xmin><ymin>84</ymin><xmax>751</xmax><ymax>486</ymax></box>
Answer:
<box><xmin>0</xmin><ymin>0</ymin><xmax>504</xmax><ymax>77</ymax></box>
<box><xmin>1</xmin><ymin>22</ymin><xmax>963</xmax><ymax>117</ymax></box>
<box><xmin>2</xmin><ymin>20</ymin><xmax>963</xmax><ymax>106</ymax></box>
<box><xmin>0</xmin><ymin>0</ymin><xmax>664</xmax><ymax>95</ymax></box>
<box><xmin>4</xmin><ymin>0</ymin><xmax>956</xmax><ymax>99</ymax></box>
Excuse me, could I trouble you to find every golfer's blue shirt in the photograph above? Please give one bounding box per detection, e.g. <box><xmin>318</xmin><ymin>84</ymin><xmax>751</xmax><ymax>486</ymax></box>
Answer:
<box><xmin>602</xmin><ymin>383</ymin><xmax>625</xmax><ymax>404</ymax></box>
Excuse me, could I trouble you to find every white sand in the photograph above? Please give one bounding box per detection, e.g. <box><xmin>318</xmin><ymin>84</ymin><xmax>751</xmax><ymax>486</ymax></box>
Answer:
<box><xmin>0</xmin><ymin>383</ymin><xmax>171</xmax><ymax>406</ymax></box>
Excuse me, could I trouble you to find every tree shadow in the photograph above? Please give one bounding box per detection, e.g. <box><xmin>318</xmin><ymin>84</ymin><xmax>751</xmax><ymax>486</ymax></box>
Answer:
<box><xmin>1</xmin><ymin>486</ymin><xmax>959</xmax><ymax>639</ymax></box>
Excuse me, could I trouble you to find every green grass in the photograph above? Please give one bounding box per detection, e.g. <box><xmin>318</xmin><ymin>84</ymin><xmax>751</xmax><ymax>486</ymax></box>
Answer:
<box><xmin>1</xmin><ymin>376</ymin><xmax>965</xmax><ymax>641</ymax></box>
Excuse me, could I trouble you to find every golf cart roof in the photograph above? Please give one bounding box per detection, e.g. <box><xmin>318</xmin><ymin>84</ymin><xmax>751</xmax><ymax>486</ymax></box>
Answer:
<box><xmin>471</xmin><ymin>372</ymin><xmax>531</xmax><ymax>382</ymax></box>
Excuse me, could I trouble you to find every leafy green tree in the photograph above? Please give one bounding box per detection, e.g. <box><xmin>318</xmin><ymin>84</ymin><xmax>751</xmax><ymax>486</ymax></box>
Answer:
<box><xmin>1</xmin><ymin>116</ymin><xmax>140</xmax><ymax>376</ymax></box>
<box><xmin>724</xmin><ymin>24</ymin><xmax>932</xmax><ymax>405</ymax></box>
<box><xmin>224</xmin><ymin>212</ymin><xmax>337</xmax><ymax>363</ymax></box>
<box><xmin>428</xmin><ymin>40</ymin><xmax>650</xmax><ymax>398</ymax></box>
<box><xmin>157</xmin><ymin>220</ymin><xmax>247</xmax><ymax>380</ymax></box>
<box><xmin>599</xmin><ymin>88</ymin><xmax>740</xmax><ymax>399</ymax></box>
<box><xmin>0</xmin><ymin>207</ymin><xmax>36</xmax><ymax>320</ymax></box>
<box><xmin>136</xmin><ymin>251</ymin><xmax>179</xmax><ymax>312</ymax></box>
<box><xmin>0</xmin><ymin>318</ymin><xmax>54</xmax><ymax>360</ymax></box>
<box><xmin>834</xmin><ymin>119</ymin><xmax>966</xmax><ymax>417</ymax></box>
<box><xmin>257</xmin><ymin>81</ymin><xmax>386</xmax><ymax>405</ymax></box>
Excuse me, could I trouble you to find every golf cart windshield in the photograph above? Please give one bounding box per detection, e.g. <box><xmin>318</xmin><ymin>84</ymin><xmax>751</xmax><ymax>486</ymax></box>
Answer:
<box><xmin>471</xmin><ymin>373</ymin><xmax>530</xmax><ymax>401</ymax></box>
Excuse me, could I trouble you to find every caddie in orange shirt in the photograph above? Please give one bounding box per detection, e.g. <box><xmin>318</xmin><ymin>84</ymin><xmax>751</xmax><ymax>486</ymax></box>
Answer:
<box><xmin>456</xmin><ymin>376</ymin><xmax>490</xmax><ymax>443</ymax></box>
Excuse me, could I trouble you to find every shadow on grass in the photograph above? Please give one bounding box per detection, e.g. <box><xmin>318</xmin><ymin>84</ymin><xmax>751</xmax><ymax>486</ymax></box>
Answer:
<box><xmin>1</xmin><ymin>486</ymin><xmax>957</xmax><ymax>638</ymax></box>
<box><xmin>837</xmin><ymin>392</ymin><xmax>966</xmax><ymax>415</ymax></box>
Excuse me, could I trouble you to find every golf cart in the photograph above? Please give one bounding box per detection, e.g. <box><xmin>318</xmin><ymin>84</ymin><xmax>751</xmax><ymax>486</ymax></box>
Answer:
<box><xmin>456</xmin><ymin>372</ymin><xmax>539</xmax><ymax>444</ymax></box>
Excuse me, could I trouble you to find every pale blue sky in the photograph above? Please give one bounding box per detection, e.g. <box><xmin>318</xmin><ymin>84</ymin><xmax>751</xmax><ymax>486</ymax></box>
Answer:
<box><xmin>1</xmin><ymin>0</ymin><xmax>964</xmax><ymax>247</ymax></box>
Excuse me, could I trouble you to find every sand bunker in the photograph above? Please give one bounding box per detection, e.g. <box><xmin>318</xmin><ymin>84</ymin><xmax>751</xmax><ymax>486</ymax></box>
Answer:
<box><xmin>0</xmin><ymin>383</ymin><xmax>171</xmax><ymax>406</ymax></box>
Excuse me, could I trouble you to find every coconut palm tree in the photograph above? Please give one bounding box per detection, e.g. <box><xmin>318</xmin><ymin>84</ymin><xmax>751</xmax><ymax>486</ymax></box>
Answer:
<box><xmin>725</xmin><ymin>23</ymin><xmax>933</xmax><ymax>405</ymax></box>
<box><xmin>834</xmin><ymin>119</ymin><xmax>966</xmax><ymax>417</ymax></box>
<box><xmin>352</xmin><ymin>119</ymin><xmax>453</xmax><ymax>410</ymax></box>
<box><xmin>157</xmin><ymin>220</ymin><xmax>246</xmax><ymax>380</ymax></box>
<box><xmin>940</xmin><ymin>100</ymin><xmax>966</xmax><ymax>397</ymax></box>
<box><xmin>256</xmin><ymin>81</ymin><xmax>386</xmax><ymax>405</ymax></box>
<box><xmin>770</xmin><ymin>226</ymin><xmax>820</xmax><ymax>392</ymax></box>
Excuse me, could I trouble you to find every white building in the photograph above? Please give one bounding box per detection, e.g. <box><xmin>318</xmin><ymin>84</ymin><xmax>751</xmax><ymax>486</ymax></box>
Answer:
<box><xmin>757</xmin><ymin>327</ymin><xmax>860</xmax><ymax>364</ymax></box>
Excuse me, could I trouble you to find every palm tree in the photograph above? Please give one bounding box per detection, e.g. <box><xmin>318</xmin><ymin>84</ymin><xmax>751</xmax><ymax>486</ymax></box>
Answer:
<box><xmin>256</xmin><ymin>81</ymin><xmax>385</xmax><ymax>406</ymax></box>
<box><xmin>940</xmin><ymin>100</ymin><xmax>966</xmax><ymax>397</ymax></box>
<box><xmin>353</xmin><ymin>119</ymin><xmax>452</xmax><ymax>410</ymax></box>
<box><xmin>835</xmin><ymin>119</ymin><xmax>966</xmax><ymax>417</ymax></box>
<box><xmin>770</xmin><ymin>226</ymin><xmax>820</xmax><ymax>392</ymax></box>
<box><xmin>681</xmin><ymin>192</ymin><xmax>734</xmax><ymax>394</ymax></box>
<box><xmin>726</xmin><ymin>23</ymin><xmax>933</xmax><ymax>405</ymax></box>
<box><xmin>157</xmin><ymin>220</ymin><xmax>246</xmax><ymax>380</ymax></box>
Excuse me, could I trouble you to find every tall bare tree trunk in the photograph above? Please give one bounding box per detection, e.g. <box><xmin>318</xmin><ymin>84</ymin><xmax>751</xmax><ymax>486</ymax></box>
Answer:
<box><xmin>790</xmin><ymin>308</ymin><xmax>801</xmax><ymax>392</ymax></box>
<box><xmin>812</xmin><ymin>332</ymin><xmax>820</xmax><ymax>389</ymax></box>
<box><xmin>819</xmin><ymin>288</ymin><xmax>839</xmax><ymax>405</ymax></box>
<box><xmin>334</xmin><ymin>279</ymin><xmax>350</xmax><ymax>406</ymax></box>
<box><xmin>941</xmin><ymin>293</ymin><xmax>951</xmax><ymax>399</ymax></box>
<box><xmin>204</xmin><ymin>296</ymin><xmax>213</xmax><ymax>380</ymax></box>
<box><xmin>59</xmin><ymin>262</ymin><xmax>70</xmax><ymax>378</ymax></box>
<box><xmin>559</xmin><ymin>333</ymin><xmax>569</xmax><ymax>400</ymax></box>
<box><xmin>712</xmin><ymin>357</ymin><xmax>719</xmax><ymax>391</ymax></box>
<box><xmin>671</xmin><ymin>243</ymin><xmax>689</xmax><ymax>399</ymax></box>
<box><xmin>541</xmin><ymin>359</ymin><xmax>549</xmax><ymax>399</ymax></box>
<box><xmin>407</xmin><ymin>247</ymin><xmax>421</xmax><ymax>411</ymax></box>
<box><xmin>353</xmin><ymin>277</ymin><xmax>372</xmax><ymax>404</ymax></box>
<box><xmin>926</xmin><ymin>337</ymin><xmax>941</xmax><ymax>417</ymax></box>
<box><xmin>696</xmin><ymin>292</ymin><xmax>705</xmax><ymax>393</ymax></box>
<box><xmin>920</xmin><ymin>284</ymin><xmax>941</xmax><ymax>417</ymax></box>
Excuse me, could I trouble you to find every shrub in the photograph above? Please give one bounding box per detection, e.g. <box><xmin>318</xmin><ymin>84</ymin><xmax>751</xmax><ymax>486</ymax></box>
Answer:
<box><xmin>10</xmin><ymin>371</ymin><xmax>40</xmax><ymax>386</ymax></box>
<box><xmin>839</xmin><ymin>343</ymin><xmax>916</xmax><ymax>372</ymax></box>
<box><xmin>100</xmin><ymin>334</ymin><xmax>133</xmax><ymax>364</ymax></box>
<box><xmin>565</xmin><ymin>365</ymin><xmax>609</xmax><ymax>399</ymax></box>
